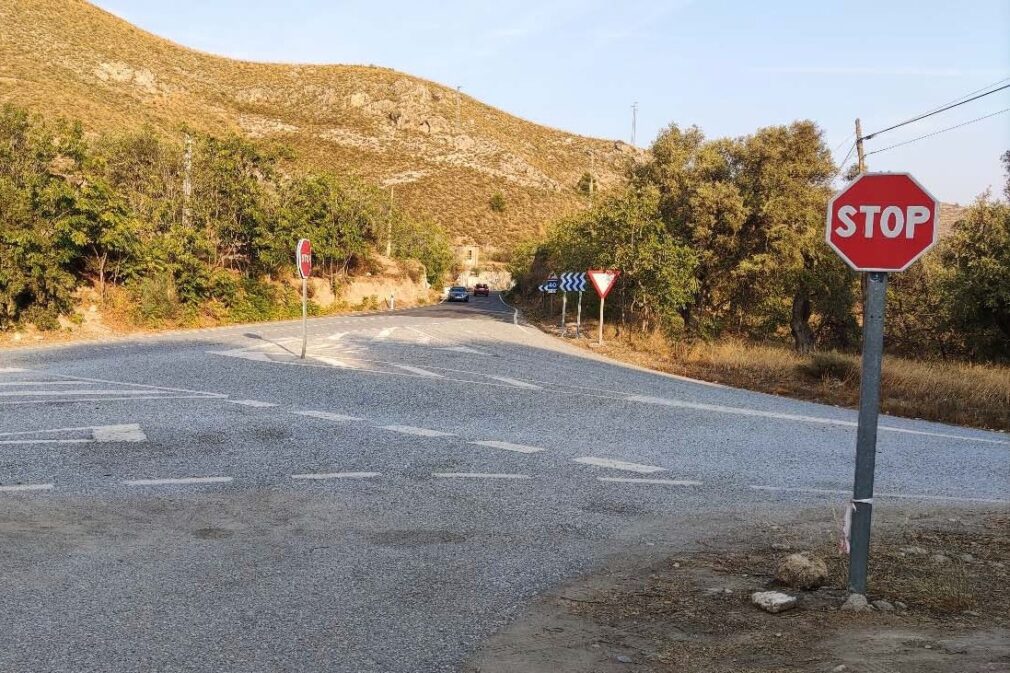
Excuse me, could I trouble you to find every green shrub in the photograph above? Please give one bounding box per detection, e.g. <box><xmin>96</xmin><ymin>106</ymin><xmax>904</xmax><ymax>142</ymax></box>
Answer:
<box><xmin>799</xmin><ymin>351</ymin><xmax>860</xmax><ymax>383</ymax></box>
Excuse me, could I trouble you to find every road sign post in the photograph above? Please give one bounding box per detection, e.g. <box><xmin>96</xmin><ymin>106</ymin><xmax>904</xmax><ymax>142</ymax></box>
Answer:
<box><xmin>296</xmin><ymin>239</ymin><xmax>312</xmax><ymax>360</ymax></box>
<box><xmin>825</xmin><ymin>173</ymin><xmax>938</xmax><ymax>597</ymax></box>
<box><xmin>560</xmin><ymin>291</ymin><xmax>567</xmax><ymax>334</ymax></box>
<box><xmin>587</xmin><ymin>269</ymin><xmax>620</xmax><ymax>346</ymax></box>
<box><xmin>576</xmin><ymin>291</ymin><xmax>583</xmax><ymax>338</ymax></box>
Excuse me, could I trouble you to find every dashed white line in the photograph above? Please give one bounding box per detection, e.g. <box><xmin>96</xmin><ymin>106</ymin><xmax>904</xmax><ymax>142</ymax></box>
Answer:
<box><xmin>227</xmin><ymin>399</ymin><xmax>278</xmax><ymax>408</ymax></box>
<box><xmin>92</xmin><ymin>424</ymin><xmax>147</xmax><ymax>443</ymax></box>
<box><xmin>380</xmin><ymin>425</ymin><xmax>455</xmax><ymax>438</ymax></box>
<box><xmin>0</xmin><ymin>389</ymin><xmax>182</xmax><ymax>397</ymax></box>
<box><xmin>291</xmin><ymin>472</ymin><xmax>380</xmax><ymax>480</ymax></box>
<box><xmin>487</xmin><ymin>376</ymin><xmax>541</xmax><ymax>390</ymax></box>
<box><xmin>373</xmin><ymin>327</ymin><xmax>398</xmax><ymax>341</ymax></box>
<box><xmin>293</xmin><ymin>410</ymin><xmax>365</xmax><ymax>422</ymax></box>
<box><xmin>598</xmin><ymin>477</ymin><xmax>703</xmax><ymax>486</ymax></box>
<box><xmin>469</xmin><ymin>440</ymin><xmax>545</xmax><ymax>454</ymax></box>
<box><xmin>749</xmin><ymin>485</ymin><xmax>850</xmax><ymax>496</ymax></box>
<box><xmin>392</xmin><ymin>364</ymin><xmax>443</xmax><ymax>378</ymax></box>
<box><xmin>123</xmin><ymin>476</ymin><xmax>233</xmax><ymax>486</ymax></box>
<box><xmin>432</xmin><ymin>472</ymin><xmax>531</xmax><ymax>480</ymax></box>
<box><xmin>0</xmin><ymin>483</ymin><xmax>54</xmax><ymax>492</ymax></box>
<box><xmin>574</xmin><ymin>457</ymin><xmax>666</xmax><ymax>474</ymax></box>
<box><xmin>0</xmin><ymin>367</ymin><xmax>30</xmax><ymax>373</ymax></box>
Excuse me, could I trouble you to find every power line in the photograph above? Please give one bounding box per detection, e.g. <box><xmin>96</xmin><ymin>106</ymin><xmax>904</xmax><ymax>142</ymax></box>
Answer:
<box><xmin>831</xmin><ymin>140</ymin><xmax>857</xmax><ymax>182</ymax></box>
<box><xmin>862</xmin><ymin>83</ymin><xmax>1010</xmax><ymax>140</ymax></box>
<box><xmin>831</xmin><ymin>131</ymin><xmax>855</xmax><ymax>154</ymax></box>
<box><xmin>864</xmin><ymin>107</ymin><xmax>1010</xmax><ymax>156</ymax></box>
<box><xmin>920</xmin><ymin>76</ymin><xmax>1010</xmax><ymax>116</ymax></box>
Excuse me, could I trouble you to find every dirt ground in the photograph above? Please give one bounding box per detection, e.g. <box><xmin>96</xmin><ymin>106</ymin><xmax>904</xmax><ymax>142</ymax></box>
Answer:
<box><xmin>467</xmin><ymin>507</ymin><xmax>1009</xmax><ymax>673</ymax></box>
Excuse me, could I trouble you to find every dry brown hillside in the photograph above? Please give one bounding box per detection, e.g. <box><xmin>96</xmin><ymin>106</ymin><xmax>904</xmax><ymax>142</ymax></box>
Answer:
<box><xmin>0</xmin><ymin>0</ymin><xmax>638</xmax><ymax>246</ymax></box>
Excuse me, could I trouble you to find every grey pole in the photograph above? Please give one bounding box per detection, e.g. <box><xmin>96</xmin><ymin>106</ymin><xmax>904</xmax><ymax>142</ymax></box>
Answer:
<box><xmin>598</xmin><ymin>297</ymin><xmax>605</xmax><ymax>345</ymax></box>
<box><xmin>300</xmin><ymin>277</ymin><xmax>308</xmax><ymax>360</ymax></box>
<box><xmin>576</xmin><ymin>291</ymin><xmax>583</xmax><ymax>338</ymax></box>
<box><xmin>560</xmin><ymin>291</ymin><xmax>567</xmax><ymax>335</ymax></box>
<box><xmin>848</xmin><ymin>271</ymin><xmax>888</xmax><ymax>596</ymax></box>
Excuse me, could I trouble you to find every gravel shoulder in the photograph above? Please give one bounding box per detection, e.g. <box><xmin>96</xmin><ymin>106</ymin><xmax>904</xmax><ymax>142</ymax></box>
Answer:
<box><xmin>467</xmin><ymin>507</ymin><xmax>1009</xmax><ymax>673</ymax></box>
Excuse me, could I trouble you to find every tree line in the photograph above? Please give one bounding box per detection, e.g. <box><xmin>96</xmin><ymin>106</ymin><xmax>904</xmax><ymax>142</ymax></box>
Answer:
<box><xmin>0</xmin><ymin>104</ymin><xmax>453</xmax><ymax>330</ymax></box>
<box><xmin>513</xmin><ymin>120</ymin><xmax>1009</xmax><ymax>362</ymax></box>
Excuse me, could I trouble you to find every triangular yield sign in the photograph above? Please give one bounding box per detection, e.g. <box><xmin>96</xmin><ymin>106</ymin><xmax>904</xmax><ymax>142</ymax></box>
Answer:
<box><xmin>587</xmin><ymin>269</ymin><xmax>620</xmax><ymax>299</ymax></box>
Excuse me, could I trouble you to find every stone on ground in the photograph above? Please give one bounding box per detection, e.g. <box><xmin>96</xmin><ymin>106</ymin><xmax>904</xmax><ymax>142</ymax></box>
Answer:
<box><xmin>775</xmin><ymin>552</ymin><xmax>829</xmax><ymax>589</ymax></box>
<box><xmin>752</xmin><ymin>590</ymin><xmax>798</xmax><ymax>614</ymax></box>
<box><xmin>841</xmin><ymin>593</ymin><xmax>871</xmax><ymax>612</ymax></box>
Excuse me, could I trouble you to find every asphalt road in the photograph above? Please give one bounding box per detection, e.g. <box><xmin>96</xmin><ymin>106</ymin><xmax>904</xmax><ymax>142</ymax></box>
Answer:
<box><xmin>1</xmin><ymin>292</ymin><xmax>1007</xmax><ymax>672</ymax></box>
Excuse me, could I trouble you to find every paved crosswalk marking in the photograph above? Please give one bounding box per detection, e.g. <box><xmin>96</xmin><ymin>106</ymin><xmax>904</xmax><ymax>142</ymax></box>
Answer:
<box><xmin>380</xmin><ymin>425</ymin><xmax>455</xmax><ymax>438</ymax></box>
<box><xmin>469</xmin><ymin>440</ymin><xmax>545</xmax><ymax>454</ymax></box>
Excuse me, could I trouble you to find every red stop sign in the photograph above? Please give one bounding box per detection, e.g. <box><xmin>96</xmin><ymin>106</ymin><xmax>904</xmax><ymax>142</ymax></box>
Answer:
<box><xmin>296</xmin><ymin>238</ymin><xmax>312</xmax><ymax>279</ymax></box>
<box><xmin>826</xmin><ymin>173</ymin><xmax>939</xmax><ymax>272</ymax></box>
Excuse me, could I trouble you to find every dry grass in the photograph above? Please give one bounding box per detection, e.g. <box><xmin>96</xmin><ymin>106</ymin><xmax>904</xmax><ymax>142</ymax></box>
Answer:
<box><xmin>528</xmin><ymin>306</ymin><xmax>1010</xmax><ymax>431</ymax></box>
<box><xmin>0</xmin><ymin>0</ymin><xmax>636</xmax><ymax>245</ymax></box>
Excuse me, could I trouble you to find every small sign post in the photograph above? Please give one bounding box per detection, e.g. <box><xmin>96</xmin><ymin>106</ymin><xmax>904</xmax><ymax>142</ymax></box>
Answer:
<box><xmin>587</xmin><ymin>269</ymin><xmax>620</xmax><ymax>346</ymax></box>
<box><xmin>296</xmin><ymin>238</ymin><xmax>312</xmax><ymax>360</ymax></box>
<box><xmin>825</xmin><ymin>172</ymin><xmax>939</xmax><ymax>597</ymax></box>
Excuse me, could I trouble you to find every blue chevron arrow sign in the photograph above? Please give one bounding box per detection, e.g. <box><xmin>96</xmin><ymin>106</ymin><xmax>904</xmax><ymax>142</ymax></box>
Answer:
<box><xmin>559</xmin><ymin>272</ymin><xmax>587</xmax><ymax>292</ymax></box>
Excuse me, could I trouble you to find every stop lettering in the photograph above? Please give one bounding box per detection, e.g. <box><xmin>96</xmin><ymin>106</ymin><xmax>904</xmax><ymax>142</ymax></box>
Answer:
<box><xmin>826</xmin><ymin>173</ymin><xmax>939</xmax><ymax>272</ymax></box>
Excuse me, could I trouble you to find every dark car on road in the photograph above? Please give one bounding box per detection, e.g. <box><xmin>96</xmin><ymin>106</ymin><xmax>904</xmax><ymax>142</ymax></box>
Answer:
<box><xmin>447</xmin><ymin>286</ymin><xmax>469</xmax><ymax>302</ymax></box>
<box><xmin>473</xmin><ymin>283</ymin><xmax>490</xmax><ymax>297</ymax></box>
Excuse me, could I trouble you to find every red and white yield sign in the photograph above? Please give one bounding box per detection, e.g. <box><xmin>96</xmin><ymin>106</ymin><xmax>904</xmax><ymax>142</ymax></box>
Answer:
<box><xmin>296</xmin><ymin>238</ymin><xmax>312</xmax><ymax>279</ymax></box>
<box><xmin>587</xmin><ymin>269</ymin><xmax>621</xmax><ymax>299</ymax></box>
<box><xmin>826</xmin><ymin>172</ymin><xmax>939</xmax><ymax>272</ymax></box>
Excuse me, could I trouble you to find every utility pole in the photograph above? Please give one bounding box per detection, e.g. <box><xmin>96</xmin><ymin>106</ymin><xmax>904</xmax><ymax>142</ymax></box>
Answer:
<box><xmin>385</xmin><ymin>185</ymin><xmax>394</xmax><ymax>258</ymax></box>
<box><xmin>847</xmin><ymin>114</ymin><xmax>879</xmax><ymax>599</ymax></box>
<box><xmin>852</xmin><ymin>117</ymin><xmax>868</xmax><ymax>172</ymax></box>
<box><xmin>631</xmin><ymin>102</ymin><xmax>639</xmax><ymax>146</ymax></box>
<box><xmin>182</xmin><ymin>133</ymin><xmax>193</xmax><ymax>227</ymax></box>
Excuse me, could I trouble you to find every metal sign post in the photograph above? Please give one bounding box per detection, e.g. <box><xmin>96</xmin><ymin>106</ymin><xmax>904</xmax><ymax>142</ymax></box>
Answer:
<box><xmin>587</xmin><ymin>269</ymin><xmax>620</xmax><ymax>346</ymax></box>
<box><xmin>848</xmin><ymin>271</ymin><xmax>887</xmax><ymax>594</ymax></box>
<box><xmin>560</xmin><ymin>291</ymin><xmax>567</xmax><ymax>334</ymax></box>
<box><xmin>576</xmin><ymin>291</ymin><xmax>583</xmax><ymax>338</ymax></box>
<box><xmin>824</xmin><ymin>172</ymin><xmax>939</xmax><ymax>598</ymax></box>
<box><xmin>296</xmin><ymin>238</ymin><xmax>312</xmax><ymax>360</ymax></box>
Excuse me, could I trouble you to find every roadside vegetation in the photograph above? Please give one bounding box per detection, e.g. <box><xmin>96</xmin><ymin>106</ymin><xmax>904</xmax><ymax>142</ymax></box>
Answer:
<box><xmin>0</xmin><ymin>104</ymin><xmax>453</xmax><ymax>332</ymax></box>
<box><xmin>512</xmin><ymin>121</ymin><xmax>1009</xmax><ymax>430</ymax></box>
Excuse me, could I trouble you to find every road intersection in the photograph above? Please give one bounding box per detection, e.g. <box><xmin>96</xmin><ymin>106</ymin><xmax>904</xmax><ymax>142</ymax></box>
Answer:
<box><xmin>1</xmin><ymin>293</ymin><xmax>1007</xmax><ymax>671</ymax></box>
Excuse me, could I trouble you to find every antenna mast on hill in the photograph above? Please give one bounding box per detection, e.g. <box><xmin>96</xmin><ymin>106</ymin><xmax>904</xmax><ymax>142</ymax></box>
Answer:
<box><xmin>631</xmin><ymin>102</ymin><xmax>638</xmax><ymax>146</ymax></box>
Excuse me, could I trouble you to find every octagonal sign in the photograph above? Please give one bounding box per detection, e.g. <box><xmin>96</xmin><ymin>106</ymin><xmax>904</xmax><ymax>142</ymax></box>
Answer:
<box><xmin>826</xmin><ymin>172</ymin><xmax>939</xmax><ymax>272</ymax></box>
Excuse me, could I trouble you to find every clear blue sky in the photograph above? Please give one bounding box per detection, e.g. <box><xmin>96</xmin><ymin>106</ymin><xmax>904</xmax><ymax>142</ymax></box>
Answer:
<box><xmin>93</xmin><ymin>0</ymin><xmax>1010</xmax><ymax>204</ymax></box>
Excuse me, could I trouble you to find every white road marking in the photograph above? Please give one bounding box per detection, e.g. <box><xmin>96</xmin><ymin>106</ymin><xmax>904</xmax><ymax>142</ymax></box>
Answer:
<box><xmin>628</xmin><ymin>395</ymin><xmax>1009</xmax><ymax>446</ymax></box>
<box><xmin>0</xmin><ymin>389</ymin><xmax>183</xmax><ymax>397</ymax></box>
<box><xmin>405</xmin><ymin>327</ymin><xmax>434</xmax><ymax>344</ymax></box>
<box><xmin>469</xmin><ymin>440</ymin><xmax>545</xmax><ymax>454</ymax></box>
<box><xmin>392</xmin><ymin>364</ymin><xmax>443</xmax><ymax>378</ymax></box>
<box><xmin>313</xmin><ymin>356</ymin><xmax>359</xmax><ymax>369</ymax></box>
<box><xmin>598</xmin><ymin>477</ymin><xmax>703</xmax><ymax>486</ymax></box>
<box><xmin>124</xmin><ymin>476</ymin><xmax>233</xmax><ymax>486</ymax></box>
<box><xmin>373</xmin><ymin>327</ymin><xmax>398</xmax><ymax>341</ymax></box>
<box><xmin>0</xmin><ymin>483</ymin><xmax>54</xmax><ymax>492</ymax></box>
<box><xmin>326</xmin><ymin>332</ymin><xmax>347</xmax><ymax>342</ymax></box>
<box><xmin>0</xmin><ymin>394</ymin><xmax>215</xmax><ymax>406</ymax></box>
<box><xmin>0</xmin><ymin>381</ymin><xmax>88</xmax><ymax>386</ymax></box>
<box><xmin>432</xmin><ymin>472</ymin><xmax>531</xmax><ymax>480</ymax></box>
<box><xmin>439</xmin><ymin>346</ymin><xmax>486</xmax><ymax>355</ymax></box>
<box><xmin>227</xmin><ymin>399</ymin><xmax>278</xmax><ymax>408</ymax></box>
<box><xmin>293</xmin><ymin>410</ymin><xmax>364</xmax><ymax>422</ymax></box>
<box><xmin>750</xmin><ymin>485</ymin><xmax>1009</xmax><ymax>505</ymax></box>
<box><xmin>380</xmin><ymin>425</ymin><xmax>455</xmax><ymax>438</ymax></box>
<box><xmin>574</xmin><ymin>457</ymin><xmax>666</xmax><ymax>474</ymax></box>
<box><xmin>0</xmin><ymin>438</ymin><xmax>93</xmax><ymax>445</ymax></box>
<box><xmin>92</xmin><ymin>424</ymin><xmax>147</xmax><ymax>442</ymax></box>
<box><xmin>750</xmin><ymin>485</ymin><xmax>850</xmax><ymax>496</ymax></box>
<box><xmin>487</xmin><ymin>376</ymin><xmax>541</xmax><ymax>390</ymax></box>
<box><xmin>291</xmin><ymin>472</ymin><xmax>381</xmax><ymax>480</ymax></box>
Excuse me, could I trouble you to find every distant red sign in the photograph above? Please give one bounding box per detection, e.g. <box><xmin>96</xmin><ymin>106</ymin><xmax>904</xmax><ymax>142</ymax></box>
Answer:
<box><xmin>826</xmin><ymin>173</ymin><xmax>939</xmax><ymax>272</ymax></box>
<box><xmin>587</xmin><ymin>269</ymin><xmax>620</xmax><ymax>299</ymax></box>
<box><xmin>296</xmin><ymin>239</ymin><xmax>312</xmax><ymax>279</ymax></box>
